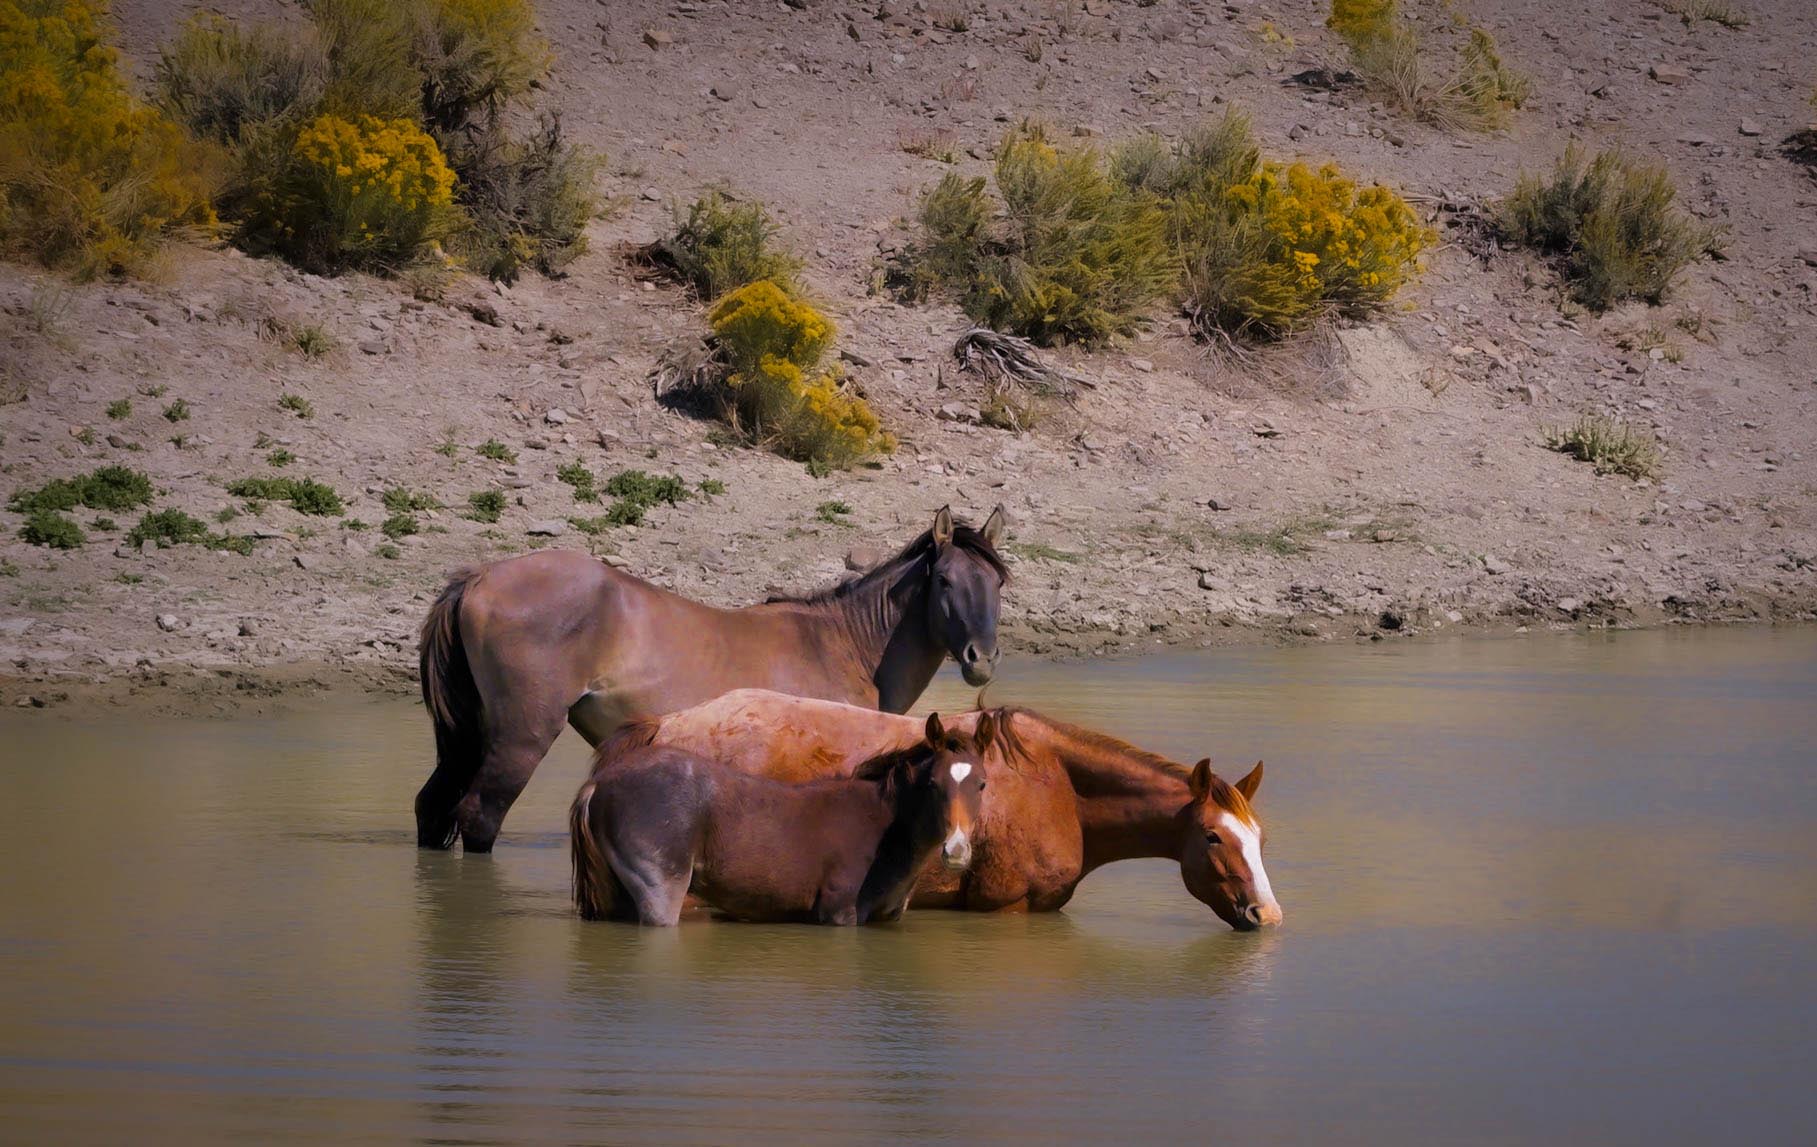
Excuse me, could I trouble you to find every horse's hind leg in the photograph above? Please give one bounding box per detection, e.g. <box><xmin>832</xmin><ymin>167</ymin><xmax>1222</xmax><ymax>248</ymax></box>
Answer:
<box><xmin>457</xmin><ymin>704</ymin><xmax>571</xmax><ymax>853</ymax></box>
<box><xmin>606</xmin><ymin>848</ymin><xmax>691</xmax><ymax>927</ymax></box>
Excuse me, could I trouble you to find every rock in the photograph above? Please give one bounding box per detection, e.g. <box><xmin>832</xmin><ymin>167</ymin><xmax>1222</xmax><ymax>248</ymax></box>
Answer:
<box><xmin>14</xmin><ymin>696</ymin><xmax>42</xmax><ymax>708</ymax></box>
<box><xmin>846</xmin><ymin>546</ymin><xmax>884</xmax><ymax>571</ymax></box>
<box><xmin>642</xmin><ymin>28</ymin><xmax>673</xmax><ymax>49</ymax></box>
<box><xmin>526</xmin><ymin>520</ymin><xmax>567</xmax><ymax>536</ymax></box>
<box><xmin>1323</xmin><ymin>529</ymin><xmax>1353</xmax><ymax>541</ymax></box>
<box><xmin>294</xmin><ymin>554</ymin><xmax>315</xmax><ymax>570</ymax></box>
<box><xmin>1557</xmin><ymin>597</ymin><xmax>1583</xmax><ymax>615</ymax></box>
<box><xmin>1378</xmin><ymin>608</ymin><xmax>1404</xmax><ymax>631</ymax></box>
<box><xmin>156</xmin><ymin>614</ymin><xmax>182</xmax><ymax>632</ymax></box>
<box><xmin>357</xmin><ymin>339</ymin><xmax>385</xmax><ymax>355</ymax></box>
<box><xmin>1129</xmin><ymin>358</ymin><xmax>1154</xmax><ymax>373</ymax></box>
<box><xmin>1482</xmin><ymin>555</ymin><xmax>1510</xmax><ymax>575</ymax></box>
<box><xmin>463</xmin><ymin>300</ymin><xmax>500</xmax><ymax>326</ymax></box>
<box><xmin>1292</xmin><ymin>618</ymin><xmax>1322</xmax><ymax>637</ymax></box>
<box><xmin>839</xmin><ymin>348</ymin><xmax>877</xmax><ymax>368</ymax></box>
<box><xmin>603</xmin><ymin>554</ymin><xmax>631</xmax><ymax>568</ymax></box>
<box><xmin>1205</xmin><ymin>497</ymin><xmax>1232</xmax><ymax>512</ymax></box>
<box><xmin>1371</xmin><ymin>528</ymin><xmax>1399</xmax><ymax>543</ymax></box>
<box><xmin>938</xmin><ymin>402</ymin><xmax>981</xmax><ymax>423</ymax></box>
<box><xmin>1445</xmin><ymin>609</ymin><xmax>1464</xmax><ymax>624</ymax></box>
<box><xmin>1649</xmin><ymin>63</ymin><xmax>1690</xmax><ymax>85</ymax></box>
<box><xmin>1343</xmin><ymin>121</ymin><xmax>1362</xmax><ymax>137</ymax></box>
<box><xmin>251</xmin><ymin>527</ymin><xmax>294</xmax><ymax>540</ymax></box>
<box><xmin>710</xmin><ymin>81</ymin><xmax>740</xmax><ymax>102</ymax></box>
<box><xmin>1197</xmin><ymin>571</ymin><xmax>1229</xmax><ymax>592</ymax></box>
<box><xmin>545</xmin><ymin>408</ymin><xmax>570</xmax><ymax>425</ymax></box>
<box><xmin>1738</xmin><ymin>118</ymin><xmax>1762</xmax><ymax>137</ymax></box>
<box><xmin>238</xmin><ymin>620</ymin><xmax>257</xmax><ymax>637</ymax></box>
<box><xmin>640</xmin><ymin>187</ymin><xmax>663</xmax><ymax>202</ymax></box>
<box><xmin>1796</xmin><ymin>246</ymin><xmax>1817</xmax><ymax>268</ymax></box>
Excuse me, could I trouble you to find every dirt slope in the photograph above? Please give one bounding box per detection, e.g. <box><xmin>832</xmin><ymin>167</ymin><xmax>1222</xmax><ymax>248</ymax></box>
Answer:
<box><xmin>3</xmin><ymin>0</ymin><xmax>1815</xmax><ymax>712</ymax></box>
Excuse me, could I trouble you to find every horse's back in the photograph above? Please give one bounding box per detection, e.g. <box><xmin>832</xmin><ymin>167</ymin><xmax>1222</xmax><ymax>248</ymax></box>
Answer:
<box><xmin>640</xmin><ymin>689</ymin><xmax>924</xmax><ymax>782</ymax></box>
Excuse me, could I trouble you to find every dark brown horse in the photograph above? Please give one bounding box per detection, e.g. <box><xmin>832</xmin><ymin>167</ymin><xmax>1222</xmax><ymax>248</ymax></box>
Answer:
<box><xmin>570</xmin><ymin>713</ymin><xmax>991</xmax><ymax>925</ymax></box>
<box><xmin>417</xmin><ymin>506</ymin><xmax>1008</xmax><ymax>853</ymax></box>
<box><xmin>594</xmin><ymin>689</ymin><xmax>1283</xmax><ymax>930</ymax></box>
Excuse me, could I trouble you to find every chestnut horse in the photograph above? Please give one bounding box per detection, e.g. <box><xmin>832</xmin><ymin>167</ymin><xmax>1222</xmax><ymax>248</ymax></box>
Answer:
<box><xmin>417</xmin><ymin>506</ymin><xmax>1007</xmax><ymax>853</ymax></box>
<box><xmin>591</xmin><ymin>689</ymin><xmax>1282</xmax><ymax>930</ymax></box>
<box><xmin>570</xmin><ymin>713</ymin><xmax>990</xmax><ymax>926</ymax></box>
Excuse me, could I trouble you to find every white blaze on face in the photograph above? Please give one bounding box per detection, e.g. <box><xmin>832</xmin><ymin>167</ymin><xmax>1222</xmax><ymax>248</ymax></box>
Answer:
<box><xmin>949</xmin><ymin>761</ymin><xmax>973</xmax><ymax>783</ymax></box>
<box><xmin>1219</xmin><ymin>811</ymin><xmax>1277</xmax><ymax>908</ymax></box>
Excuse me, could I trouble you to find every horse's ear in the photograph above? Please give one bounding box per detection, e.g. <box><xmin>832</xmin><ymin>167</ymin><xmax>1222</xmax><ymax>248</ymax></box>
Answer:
<box><xmin>1188</xmin><ymin>758</ymin><xmax>1213</xmax><ymax>801</ymax></box>
<box><xmin>1234</xmin><ymin>761</ymin><xmax>1264</xmax><ymax>803</ymax></box>
<box><xmin>931</xmin><ymin>505</ymin><xmax>954</xmax><ymax>546</ymax></box>
<box><xmin>925</xmin><ymin>711</ymin><xmax>945</xmax><ymax>744</ymax></box>
<box><xmin>981</xmin><ymin>505</ymin><xmax>1007</xmax><ymax>547</ymax></box>
<box><xmin>975</xmin><ymin>710</ymin><xmax>997</xmax><ymax>753</ymax></box>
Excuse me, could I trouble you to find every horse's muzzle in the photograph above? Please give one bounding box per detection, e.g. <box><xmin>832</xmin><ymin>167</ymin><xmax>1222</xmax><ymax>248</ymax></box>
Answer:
<box><xmin>1235</xmin><ymin>901</ymin><xmax>1283</xmax><ymax>930</ymax></box>
<box><xmin>958</xmin><ymin>643</ymin><xmax>997</xmax><ymax>686</ymax></box>
<box><xmin>941</xmin><ymin>828</ymin><xmax>972</xmax><ymax>871</ymax></box>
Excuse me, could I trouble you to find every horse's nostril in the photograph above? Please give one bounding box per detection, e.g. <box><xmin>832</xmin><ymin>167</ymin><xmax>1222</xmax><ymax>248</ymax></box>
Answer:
<box><xmin>961</xmin><ymin>643</ymin><xmax>980</xmax><ymax>664</ymax></box>
<box><xmin>1243</xmin><ymin>904</ymin><xmax>1265</xmax><ymax>925</ymax></box>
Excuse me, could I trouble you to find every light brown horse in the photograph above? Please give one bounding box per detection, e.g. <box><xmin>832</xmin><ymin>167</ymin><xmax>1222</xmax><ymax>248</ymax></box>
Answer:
<box><xmin>417</xmin><ymin>506</ymin><xmax>1008</xmax><ymax>853</ymax></box>
<box><xmin>570</xmin><ymin>713</ymin><xmax>990</xmax><ymax>926</ymax></box>
<box><xmin>591</xmin><ymin>689</ymin><xmax>1282</xmax><ymax>930</ymax></box>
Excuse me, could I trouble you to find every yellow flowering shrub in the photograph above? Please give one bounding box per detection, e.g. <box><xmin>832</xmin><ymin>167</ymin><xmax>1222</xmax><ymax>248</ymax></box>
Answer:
<box><xmin>1175</xmin><ymin>153</ymin><xmax>1431</xmax><ymax>339</ymax></box>
<box><xmin>249</xmin><ymin>112</ymin><xmax>457</xmax><ymax>272</ymax></box>
<box><xmin>0</xmin><ymin>0</ymin><xmax>219</xmax><ymax>277</ymax></box>
<box><xmin>1327</xmin><ymin>0</ymin><xmax>1396</xmax><ymax>44</ymax></box>
<box><xmin>707</xmin><ymin>281</ymin><xmax>895</xmax><ymax>468</ymax></box>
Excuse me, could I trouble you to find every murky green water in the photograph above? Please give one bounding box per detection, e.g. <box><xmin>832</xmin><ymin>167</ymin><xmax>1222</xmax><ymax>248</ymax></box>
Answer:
<box><xmin>3</xmin><ymin>628</ymin><xmax>1815</xmax><ymax>1144</ymax></box>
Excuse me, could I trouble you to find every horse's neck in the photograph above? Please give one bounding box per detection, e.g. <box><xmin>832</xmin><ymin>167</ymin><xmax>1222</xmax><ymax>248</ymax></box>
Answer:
<box><xmin>1029</xmin><ymin>721</ymin><xmax>1190</xmax><ymax>872</ymax></box>
<box><xmin>800</xmin><ymin>559</ymin><xmax>943</xmax><ymax>712</ymax></box>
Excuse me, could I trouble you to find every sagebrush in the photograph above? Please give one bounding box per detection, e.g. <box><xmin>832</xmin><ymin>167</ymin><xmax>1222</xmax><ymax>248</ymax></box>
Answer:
<box><xmin>1545</xmin><ymin>414</ymin><xmax>1661</xmax><ymax>479</ymax></box>
<box><xmin>1501</xmin><ymin>145</ymin><xmax>1719</xmax><ymax>311</ymax></box>
<box><xmin>657</xmin><ymin>191</ymin><xmax>802</xmax><ymax>300</ymax></box>
<box><xmin>1329</xmin><ymin>1</ymin><xmax>1530</xmax><ymax>132</ymax></box>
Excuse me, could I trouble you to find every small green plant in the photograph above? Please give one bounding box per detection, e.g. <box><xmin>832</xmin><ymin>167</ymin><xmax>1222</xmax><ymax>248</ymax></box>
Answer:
<box><xmin>466</xmin><ymin>488</ymin><xmax>506</xmax><ymax>522</ymax></box>
<box><xmin>1662</xmin><ymin>1</ymin><xmax>1749</xmax><ymax>29</ymax></box>
<box><xmin>1544</xmin><ymin>414</ymin><xmax>1661</xmax><ymax>479</ymax></box>
<box><xmin>91</xmin><ymin>516</ymin><xmax>116</xmax><ymax>531</ymax></box>
<box><xmin>476</xmin><ymin>438</ymin><xmax>517</xmax><ymax>463</ymax></box>
<box><xmin>267</xmin><ymin>448</ymin><xmax>295</xmax><ymax>467</ymax></box>
<box><xmin>214</xmin><ymin>506</ymin><xmax>239</xmax><ymax>524</ymax></box>
<box><xmin>163</xmin><ymin>398</ymin><xmax>192</xmax><ymax>423</ymax></box>
<box><xmin>73</xmin><ymin>427</ymin><xmax>95</xmax><ymax>446</ymax></box>
<box><xmin>698</xmin><ymin>478</ymin><xmax>727</xmax><ymax>497</ymax></box>
<box><xmin>19</xmin><ymin>510</ymin><xmax>85</xmax><ymax>549</ymax></box>
<box><xmin>290</xmin><ymin>324</ymin><xmax>335</xmax><ymax>357</ymax></box>
<box><xmin>224</xmin><ymin>475</ymin><xmax>344</xmax><ymax>515</ymax></box>
<box><xmin>556</xmin><ymin>461</ymin><xmax>598</xmax><ymax>502</ymax></box>
<box><xmin>814</xmin><ymin>500</ymin><xmax>852</xmax><ymax>524</ymax></box>
<box><xmin>1008</xmin><ymin>541</ymin><xmax>1082</xmax><ymax>564</ymax></box>
<box><xmin>604</xmin><ymin>470</ymin><xmax>690</xmax><ymax>507</ymax></box>
<box><xmin>139</xmin><ymin>383</ymin><xmax>168</xmax><ymax>398</ymax></box>
<box><xmin>126</xmin><ymin>508</ymin><xmax>210</xmax><ymax>547</ymax></box>
<box><xmin>115</xmin><ymin>571</ymin><xmax>142</xmax><ymax>584</ymax></box>
<box><xmin>8</xmin><ymin>466</ymin><xmax>155</xmax><ymax>514</ymax></box>
<box><xmin>434</xmin><ymin>435</ymin><xmax>460</xmax><ymax>457</ymax></box>
<box><xmin>106</xmin><ymin>399</ymin><xmax>132</xmax><ymax>420</ymax></box>
<box><xmin>381</xmin><ymin>512</ymin><xmax>418</xmax><ymax>539</ymax></box>
<box><xmin>278</xmin><ymin>393</ymin><xmax>315</xmax><ymax>419</ymax></box>
<box><xmin>381</xmin><ymin>487</ymin><xmax>438</xmax><ymax>512</ymax></box>
<box><xmin>567</xmin><ymin>515</ymin><xmax>611</xmax><ymax>534</ymax></box>
<box><xmin>931</xmin><ymin>3</ymin><xmax>972</xmax><ymax>33</ymax></box>
<box><xmin>1501</xmin><ymin>146</ymin><xmax>1720</xmax><ymax>312</ymax></box>
<box><xmin>342</xmin><ymin>517</ymin><xmax>369</xmax><ymax>530</ymax></box>
<box><xmin>655</xmin><ymin>190</ymin><xmax>803</xmax><ymax>300</ymax></box>
<box><xmin>376</xmin><ymin>542</ymin><xmax>401</xmax><ymax>560</ymax></box>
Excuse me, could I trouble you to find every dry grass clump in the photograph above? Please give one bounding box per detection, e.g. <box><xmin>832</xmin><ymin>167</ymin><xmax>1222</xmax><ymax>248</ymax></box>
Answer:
<box><xmin>704</xmin><ymin>281</ymin><xmax>895</xmax><ymax>469</ymax></box>
<box><xmin>1501</xmin><ymin>145</ymin><xmax>1720</xmax><ymax>312</ymax></box>
<box><xmin>1329</xmin><ymin>1</ymin><xmax>1530</xmax><ymax>132</ymax></box>
<box><xmin>1660</xmin><ymin>1</ymin><xmax>1749</xmax><ymax>30</ymax></box>
<box><xmin>897</xmin><ymin>124</ymin><xmax>1173</xmax><ymax>348</ymax></box>
<box><xmin>1</xmin><ymin>0</ymin><xmax>221</xmax><ymax>278</ymax></box>
<box><xmin>1544</xmin><ymin>415</ymin><xmax>1661</xmax><ymax>479</ymax></box>
<box><xmin>652</xmin><ymin>191</ymin><xmax>802</xmax><ymax>300</ymax></box>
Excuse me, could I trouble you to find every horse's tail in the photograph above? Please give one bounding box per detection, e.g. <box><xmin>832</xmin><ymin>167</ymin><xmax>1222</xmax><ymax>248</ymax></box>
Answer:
<box><xmin>415</xmin><ymin>568</ymin><xmax>485</xmax><ymax>849</ymax></box>
<box><xmin>570</xmin><ymin>778</ymin><xmax>616</xmax><ymax>921</ymax></box>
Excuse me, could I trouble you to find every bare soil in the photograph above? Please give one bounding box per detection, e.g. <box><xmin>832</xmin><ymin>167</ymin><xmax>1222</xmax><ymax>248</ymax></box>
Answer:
<box><xmin>4</xmin><ymin>0</ymin><xmax>1816</xmax><ymax>715</ymax></box>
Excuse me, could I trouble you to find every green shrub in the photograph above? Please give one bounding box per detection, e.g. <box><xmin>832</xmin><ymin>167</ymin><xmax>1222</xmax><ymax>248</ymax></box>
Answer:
<box><xmin>476</xmin><ymin>438</ymin><xmax>515</xmax><ymax>462</ymax></box>
<box><xmin>815</xmin><ymin>500</ymin><xmax>851</xmax><ymax>523</ymax></box>
<box><xmin>267</xmin><ymin>448</ymin><xmax>295</xmax><ymax>467</ymax></box>
<box><xmin>900</xmin><ymin>126</ymin><xmax>1173</xmax><ymax>347</ymax></box>
<box><xmin>8</xmin><ymin>466</ymin><xmax>153</xmax><ymax>514</ymax></box>
<box><xmin>381</xmin><ymin>486</ymin><xmax>437</xmax><ymax>512</ymax></box>
<box><xmin>307</xmin><ymin>0</ymin><xmax>421</xmax><ymax>120</ymax></box>
<box><xmin>154</xmin><ymin>13</ymin><xmax>325</xmax><ymax>146</ymax></box>
<box><xmin>381</xmin><ymin>512</ymin><xmax>418</xmax><ymax>539</ymax></box>
<box><xmin>0</xmin><ymin>0</ymin><xmax>221</xmax><ymax>277</ymax></box>
<box><xmin>1501</xmin><ymin>146</ymin><xmax>1718</xmax><ymax>311</ymax></box>
<box><xmin>447</xmin><ymin>115</ymin><xmax>598</xmax><ymax>281</ymax></box>
<box><xmin>1545</xmin><ymin>415</ymin><xmax>1661</xmax><ymax>479</ymax></box>
<box><xmin>706</xmin><ymin>281</ymin><xmax>895</xmax><ymax>468</ymax></box>
<box><xmin>163</xmin><ymin>398</ymin><xmax>191</xmax><ymax>422</ymax></box>
<box><xmin>409</xmin><ymin>0</ymin><xmax>549</xmax><ymax>132</ymax></box>
<box><xmin>19</xmin><ymin>509</ymin><xmax>83</xmax><ymax>548</ymax></box>
<box><xmin>225</xmin><ymin>475</ymin><xmax>344</xmax><ymax>515</ymax></box>
<box><xmin>127</xmin><ymin>508</ymin><xmax>209</xmax><ymax>547</ymax></box>
<box><xmin>106</xmin><ymin>398</ymin><xmax>131</xmax><ymax>419</ymax></box>
<box><xmin>279</xmin><ymin>393</ymin><xmax>315</xmax><ymax>418</ymax></box>
<box><xmin>658</xmin><ymin>191</ymin><xmax>802</xmax><ymax>300</ymax></box>
<box><xmin>605</xmin><ymin>470</ymin><xmax>690</xmax><ymax>508</ymax></box>
<box><xmin>466</xmin><ymin>488</ymin><xmax>505</xmax><ymax>522</ymax></box>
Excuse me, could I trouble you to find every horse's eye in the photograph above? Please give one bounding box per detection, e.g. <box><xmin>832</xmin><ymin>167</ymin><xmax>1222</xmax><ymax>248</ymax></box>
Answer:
<box><xmin>1204</xmin><ymin>830</ymin><xmax>1222</xmax><ymax>846</ymax></box>
<box><xmin>977</xmin><ymin>779</ymin><xmax>987</xmax><ymax>791</ymax></box>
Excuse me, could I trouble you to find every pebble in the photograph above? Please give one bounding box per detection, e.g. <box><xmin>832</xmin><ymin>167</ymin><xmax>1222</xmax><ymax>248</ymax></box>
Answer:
<box><xmin>545</xmin><ymin>408</ymin><xmax>570</xmax><ymax>425</ymax></box>
<box><xmin>1482</xmin><ymin>555</ymin><xmax>1510</xmax><ymax>575</ymax></box>
<box><xmin>294</xmin><ymin>554</ymin><xmax>315</xmax><ymax>570</ymax></box>
<box><xmin>1738</xmin><ymin>118</ymin><xmax>1762</xmax><ymax>137</ymax></box>
<box><xmin>156</xmin><ymin>614</ymin><xmax>182</xmax><ymax>632</ymax></box>
<box><xmin>1205</xmin><ymin>497</ymin><xmax>1232</xmax><ymax>512</ymax></box>
<box><xmin>642</xmin><ymin>28</ymin><xmax>673</xmax><ymax>48</ymax></box>
<box><xmin>1649</xmin><ymin>63</ymin><xmax>1690</xmax><ymax>85</ymax></box>
<box><xmin>526</xmin><ymin>520</ymin><xmax>567</xmax><ymax>536</ymax></box>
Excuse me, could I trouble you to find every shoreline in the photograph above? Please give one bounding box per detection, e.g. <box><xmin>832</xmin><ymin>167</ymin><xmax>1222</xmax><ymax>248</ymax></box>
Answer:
<box><xmin>7</xmin><ymin>603</ymin><xmax>1811</xmax><ymax>719</ymax></box>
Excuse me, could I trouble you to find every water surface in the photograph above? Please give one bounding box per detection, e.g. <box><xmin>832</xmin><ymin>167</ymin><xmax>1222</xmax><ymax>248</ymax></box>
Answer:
<box><xmin>2</xmin><ymin>628</ymin><xmax>1814</xmax><ymax>1143</ymax></box>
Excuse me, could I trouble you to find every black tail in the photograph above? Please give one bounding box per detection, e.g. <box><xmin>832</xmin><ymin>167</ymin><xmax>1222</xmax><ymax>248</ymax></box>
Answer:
<box><xmin>415</xmin><ymin>569</ymin><xmax>484</xmax><ymax>849</ymax></box>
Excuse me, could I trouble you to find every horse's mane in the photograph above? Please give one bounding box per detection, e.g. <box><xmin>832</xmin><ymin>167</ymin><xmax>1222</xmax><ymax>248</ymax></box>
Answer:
<box><xmin>765</xmin><ymin>523</ymin><xmax>1009</xmax><ymax>606</ymax></box>
<box><xmin>988</xmin><ymin>705</ymin><xmax>1255</xmax><ymax>821</ymax></box>
<box><xmin>849</xmin><ymin>739</ymin><xmax>934</xmax><ymax>782</ymax></box>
